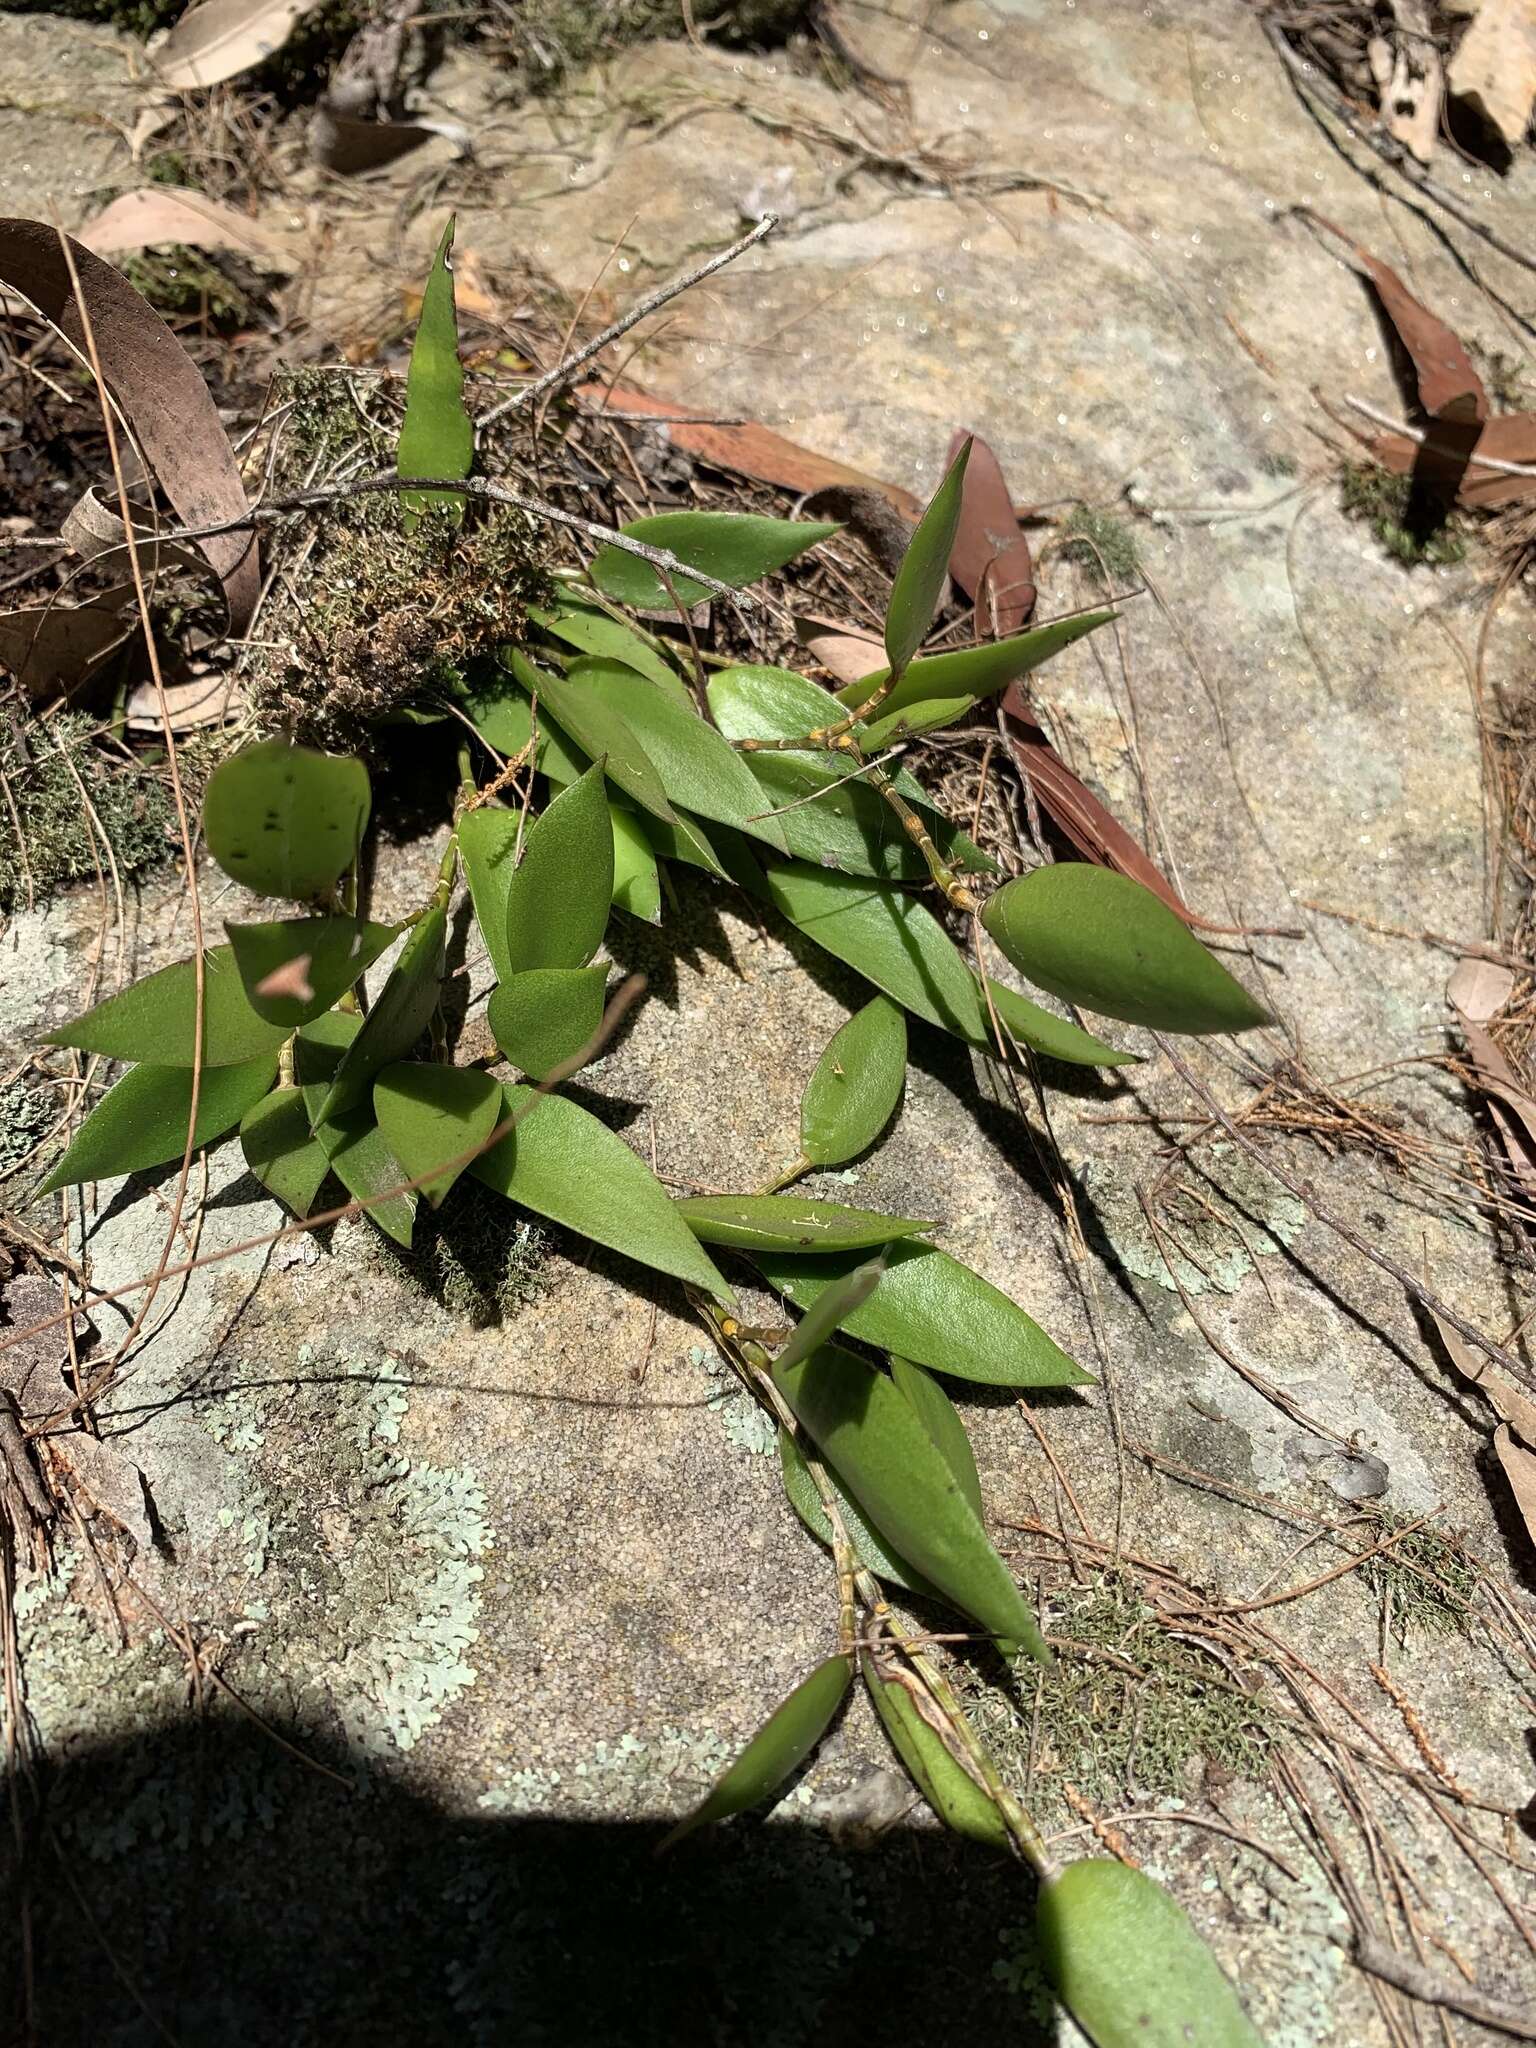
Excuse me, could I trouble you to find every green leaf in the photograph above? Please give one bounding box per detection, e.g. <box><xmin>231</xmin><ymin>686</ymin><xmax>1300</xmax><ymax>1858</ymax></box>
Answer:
<box><xmin>774</xmin><ymin>1341</ymin><xmax>1047</xmax><ymax>1660</ymax></box>
<box><xmin>504</xmin><ymin>760</ymin><xmax>613</xmax><ymax>973</ymax></box>
<box><xmin>487</xmin><ymin>964</ymin><xmax>609</xmax><ymax>1080</ymax></box>
<box><xmin>800</xmin><ymin>995</ymin><xmax>906</xmax><ymax>1167</ymax></box>
<box><xmin>778</xmin><ymin>1428</ymin><xmax>946</xmax><ymax>1601</ymax></box>
<box><xmin>1036</xmin><ymin>1860</ymin><xmax>1264</xmax><ymax>2048</ymax></box>
<box><xmin>765</xmin><ymin>862</ymin><xmax>1130</xmax><ymax>1066</ymax></box>
<box><xmin>40</xmin><ymin>1055</ymin><xmax>279</xmax><ymax>1192</ymax></box>
<box><xmin>775</xmin><ymin>1255</ymin><xmax>885</xmax><ymax>1374</ymax></box>
<box><xmin>204</xmin><ymin>739</ymin><xmax>371</xmax><ymax>902</ymax></box>
<box><xmin>564</xmin><ymin>657</ymin><xmax>790</xmax><ymax>855</ymax></box>
<box><xmin>636</xmin><ymin>806</ymin><xmax>729</xmax><ymax>879</ymax></box>
<box><xmin>589</xmin><ymin>511</ymin><xmax>840</xmax><ymax>613</ymax></box>
<box><xmin>755</xmin><ymin>1242</ymin><xmax>1092</xmax><ymax>1390</ymax></box>
<box><xmin>460</xmin><ymin>680</ymin><xmax>588</xmax><ymax>784</ymax></box>
<box><xmin>504</xmin><ymin>650</ymin><xmax>676</xmax><ymax>823</ymax></box>
<box><xmin>373</xmin><ymin>1062</ymin><xmax>502</xmax><ymax>1208</ymax></box>
<box><xmin>676</xmin><ymin>1194</ymin><xmax>932</xmax><ymax>1254</ymax></box>
<box><xmin>316</xmin><ymin>907</ymin><xmax>447</xmax><ymax>1124</ymax></box>
<box><xmin>982</xmin><ymin>865</ymin><xmax>1271</xmax><ymax>1035</ymax></box>
<box><xmin>610</xmin><ymin>802</ymin><xmax>661</xmax><ymax>923</ymax></box>
<box><xmin>889</xmin><ymin>1356</ymin><xmax>983</xmax><ymax>1521</ymax></box>
<box><xmin>46</xmin><ymin>946</ymin><xmax>288</xmax><ymax>1067</ymax></box>
<box><xmin>457</xmin><ymin>807</ymin><xmax>524</xmax><ymax>985</ymax></box>
<box><xmin>533</xmin><ymin>601</ymin><xmax>691</xmax><ymax>705</ymax></box>
<box><xmin>296</xmin><ymin>1013</ymin><xmax>417</xmax><ymax>1246</ymax></box>
<box><xmin>397</xmin><ymin>215</ymin><xmax>473</xmax><ymax>527</ymax></box>
<box><xmin>885</xmin><ymin>437</ymin><xmax>969</xmax><ymax>677</ymax></box>
<box><xmin>861</xmin><ymin>1652</ymin><xmax>1009</xmax><ymax>1847</ymax></box>
<box><xmin>239</xmin><ymin>1087</ymin><xmax>330</xmax><ymax>1218</ymax></box>
<box><xmin>473</xmin><ymin>1085</ymin><xmax>735</xmax><ymax>1307</ymax></box>
<box><xmin>659</xmin><ymin>1655</ymin><xmax>852</xmax><ymax>1851</ymax></box>
<box><xmin>836</xmin><ymin>611</ymin><xmax>1115</xmax><ymax>733</ymax></box>
<box><xmin>226</xmin><ymin>916</ymin><xmax>398</xmax><ymax>1028</ymax></box>
<box><xmin>709</xmin><ymin>665</ymin><xmax>993</xmax><ymax>880</ymax></box>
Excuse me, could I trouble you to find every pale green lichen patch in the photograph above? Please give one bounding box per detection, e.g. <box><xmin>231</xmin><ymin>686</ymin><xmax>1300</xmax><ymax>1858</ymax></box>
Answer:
<box><xmin>1081</xmin><ymin>1146</ymin><xmax>1304</xmax><ymax>1296</ymax></box>
<box><xmin>689</xmin><ymin>1343</ymin><xmax>776</xmax><ymax>1455</ymax></box>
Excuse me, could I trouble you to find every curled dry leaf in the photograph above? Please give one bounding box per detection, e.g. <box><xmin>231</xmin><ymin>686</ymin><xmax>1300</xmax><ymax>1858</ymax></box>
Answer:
<box><xmin>1447</xmin><ymin>956</ymin><xmax>1536</xmax><ymax>1194</ymax></box>
<box><xmin>152</xmin><ymin>0</ymin><xmax>328</xmax><ymax>91</ymax></box>
<box><xmin>80</xmin><ymin>187</ymin><xmax>299</xmax><ymax>271</ymax></box>
<box><xmin>1493</xmin><ymin>1424</ymin><xmax>1536</xmax><ymax>1551</ymax></box>
<box><xmin>945</xmin><ymin>426</ymin><xmax>1036</xmax><ymax>634</ymax></box>
<box><xmin>0</xmin><ymin>219</ymin><xmax>259</xmax><ymax>635</ymax></box>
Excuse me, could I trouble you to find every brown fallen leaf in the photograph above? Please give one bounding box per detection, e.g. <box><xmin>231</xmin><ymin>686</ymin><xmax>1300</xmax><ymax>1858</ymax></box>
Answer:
<box><xmin>792</xmin><ymin>613</ymin><xmax>885</xmax><ymax>687</ymax></box>
<box><xmin>151</xmin><ymin>0</ymin><xmax>328</xmax><ymax>91</ymax></box>
<box><xmin>1447</xmin><ymin>0</ymin><xmax>1536</xmax><ymax>151</ymax></box>
<box><xmin>61</xmin><ymin>485</ymin><xmax>210</xmax><ymax>581</ymax></box>
<box><xmin>0</xmin><ymin>218</ymin><xmax>260</xmax><ymax>636</ymax></box>
<box><xmin>945</xmin><ymin>426</ymin><xmax>1036</xmax><ymax>635</ymax></box>
<box><xmin>1446</xmin><ymin>956</ymin><xmax>1536</xmax><ymax>1195</ymax></box>
<box><xmin>1493</xmin><ymin>1423</ymin><xmax>1536</xmax><ymax>1549</ymax></box>
<box><xmin>309</xmin><ymin>104</ymin><xmax>471</xmax><ymax>174</ymax></box>
<box><xmin>1336</xmin><ymin>404</ymin><xmax>1536</xmax><ymax>510</ymax></box>
<box><xmin>0</xmin><ymin>590</ymin><xmax>137</xmax><ymax>700</ymax></box>
<box><xmin>79</xmin><ymin>186</ymin><xmax>298</xmax><ymax>272</ymax></box>
<box><xmin>124</xmin><ymin>669</ymin><xmax>243</xmax><ymax>735</ymax></box>
<box><xmin>1307</xmin><ymin>211</ymin><xmax>1487</xmax><ymax>422</ymax></box>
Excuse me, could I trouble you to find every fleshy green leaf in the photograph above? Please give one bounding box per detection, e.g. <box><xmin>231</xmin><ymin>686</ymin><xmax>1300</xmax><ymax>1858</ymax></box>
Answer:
<box><xmin>885</xmin><ymin>437</ymin><xmax>969</xmax><ymax>677</ymax></box>
<box><xmin>800</xmin><ymin>995</ymin><xmax>906</xmax><ymax>1168</ymax></box>
<box><xmin>774</xmin><ymin>1340</ymin><xmax>1047</xmax><ymax>1660</ymax></box>
<box><xmin>775</xmin><ymin>1255</ymin><xmax>885</xmax><ymax>1374</ymax></box>
<box><xmin>45</xmin><ymin>946</ymin><xmax>287</xmax><ymax>1067</ymax></box>
<box><xmin>487</xmin><ymin>964</ymin><xmax>609</xmax><ymax>1080</ymax></box>
<box><xmin>889</xmin><ymin>1356</ymin><xmax>983</xmax><ymax>1521</ymax></box>
<box><xmin>982</xmin><ymin>865</ymin><xmax>1271</xmax><ymax>1035</ymax></box>
<box><xmin>636</xmin><ymin>806</ymin><xmax>729</xmax><ymax>879</ymax></box>
<box><xmin>708</xmin><ymin>665</ymin><xmax>993</xmax><ymax>880</ymax></box>
<box><xmin>861</xmin><ymin>1652</ymin><xmax>1009</xmax><ymax>1846</ymax></box>
<box><xmin>460</xmin><ymin>681</ymin><xmax>588</xmax><ymax>784</ymax></box>
<box><xmin>226</xmin><ymin>916</ymin><xmax>398</xmax><ymax>1028</ymax></box>
<box><xmin>778</xmin><ymin>1428</ymin><xmax>946</xmax><ymax>1601</ymax></box>
<box><xmin>504</xmin><ymin>760</ymin><xmax>613</xmax><ymax>973</ymax></box>
<box><xmin>472</xmin><ymin>1085</ymin><xmax>735</xmax><ymax>1307</ymax></box>
<box><xmin>373</xmin><ymin>1062</ymin><xmax>502</xmax><ymax>1208</ymax></box>
<box><xmin>765</xmin><ymin>862</ymin><xmax>1130</xmax><ymax>1066</ymax></box>
<box><xmin>533</xmin><ymin>601</ymin><xmax>691</xmax><ymax>705</ymax></box>
<box><xmin>835</xmin><ymin>610</ymin><xmax>1115</xmax><ymax>733</ymax></box>
<box><xmin>296</xmin><ymin>1013</ymin><xmax>417</xmax><ymax>1246</ymax></box>
<box><xmin>589</xmin><ymin>511</ymin><xmax>840</xmax><ymax>613</ymax></box>
<box><xmin>204</xmin><ymin>739</ymin><xmax>371</xmax><ymax>902</ymax></box>
<box><xmin>457</xmin><ymin>807</ymin><xmax>524</xmax><ymax>985</ymax></box>
<box><xmin>397</xmin><ymin>215</ymin><xmax>472</xmax><ymax>527</ymax></box>
<box><xmin>564</xmin><ymin>657</ymin><xmax>790</xmax><ymax>855</ymax></box>
<box><xmin>755</xmin><ymin>1242</ymin><xmax>1092</xmax><ymax>1390</ymax></box>
<box><xmin>503</xmin><ymin>650</ymin><xmax>676</xmax><ymax>823</ymax></box>
<box><xmin>610</xmin><ymin>802</ymin><xmax>662</xmax><ymax>923</ymax></box>
<box><xmin>659</xmin><ymin>1656</ymin><xmax>852</xmax><ymax>1851</ymax></box>
<box><xmin>40</xmin><ymin>1055</ymin><xmax>279</xmax><ymax>1192</ymax></box>
<box><xmin>316</xmin><ymin>908</ymin><xmax>447</xmax><ymax>1124</ymax></box>
<box><xmin>1037</xmin><ymin>1859</ymin><xmax>1264</xmax><ymax>2048</ymax></box>
<box><xmin>675</xmin><ymin>1194</ymin><xmax>932</xmax><ymax>1254</ymax></box>
<box><xmin>240</xmin><ymin>1087</ymin><xmax>331</xmax><ymax>1218</ymax></box>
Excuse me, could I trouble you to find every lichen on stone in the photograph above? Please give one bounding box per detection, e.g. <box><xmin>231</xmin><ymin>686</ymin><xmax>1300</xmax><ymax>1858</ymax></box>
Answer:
<box><xmin>689</xmin><ymin>1343</ymin><xmax>776</xmax><ymax>1455</ymax></box>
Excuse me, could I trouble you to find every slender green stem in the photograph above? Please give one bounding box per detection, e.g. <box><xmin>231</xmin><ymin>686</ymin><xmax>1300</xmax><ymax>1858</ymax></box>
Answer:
<box><xmin>756</xmin><ymin>1153</ymin><xmax>813</xmax><ymax>1196</ymax></box>
<box><xmin>863</xmin><ymin>763</ymin><xmax>979</xmax><ymax>913</ymax></box>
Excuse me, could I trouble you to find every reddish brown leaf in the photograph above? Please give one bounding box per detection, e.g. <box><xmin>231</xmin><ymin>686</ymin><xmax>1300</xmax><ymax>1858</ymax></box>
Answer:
<box><xmin>0</xmin><ymin>590</ymin><xmax>136</xmax><ymax>700</ymax></box>
<box><xmin>794</xmin><ymin>613</ymin><xmax>885</xmax><ymax>686</ymax></box>
<box><xmin>1309</xmin><ymin>211</ymin><xmax>1488</xmax><ymax>423</ymax></box>
<box><xmin>944</xmin><ymin>426</ymin><xmax>1035</xmax><ymax>634</ymax></box>
<box><xmin>1493</xmin><ymin>1424</ymin><xmax>1536</xmax><ymax>1553</ymax></box>
<box><xmin>0</xmin><ymin>218</ymin><xmax>259</xmax><ymax>635</ymax></box>
<box><xmin>1447</xmin><ymin>957</ymin><xmax>1536</xmax><ymax>1197</ymax></box>
<box><xmin>1455</xmin><ymin>413</ymin><xmax>1536</xmax><ymax>509</ymax></box>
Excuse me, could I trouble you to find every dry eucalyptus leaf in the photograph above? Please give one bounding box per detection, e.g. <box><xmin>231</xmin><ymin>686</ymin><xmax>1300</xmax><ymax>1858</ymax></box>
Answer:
<box><xmin>1447</xmin><ymin>957</ymin><xmax>1536</xmax><ymax>1193</ymax></box>
<box><xmin>80</xmin><ymin>187</ymin><xmax>299</xmax><ymax>271</ymax></box>
<box><xmin>1493</xmin><ymin>1422</ymin><xmax>1536</xmax><ymax>1549</ymax></box>
<box><xmin>1424</xmin><ymin>1295</ymin><xmax>1536</xmax><ymax>1442</ymax></box>
<box><xmin>62</xmin><ymin>486</ymin><xmax>210</xmax><ymax>581</ymax></box>
<box><xmin>0</xmin><ymin>591</ymin><xmax>136</xmax><ymax>700</ymax></box>
<box><xmin>1447</xmin><ymin>0</ymin><xmax>1536</xmax><ymax>148</ymax></box>
<box><xmin>310</xmin><ymin>104</ymin><xmax>471</xmax><ymax>173</ymax></box>
<box><xmin>151</xmin><ymin>0</ymin><xmax>328</xmax><ymax>90</ymax></box>
<box><xmin>793</xmin><ymin>613</ymin><xmax>885</xmax><ymax>687</ymax></box>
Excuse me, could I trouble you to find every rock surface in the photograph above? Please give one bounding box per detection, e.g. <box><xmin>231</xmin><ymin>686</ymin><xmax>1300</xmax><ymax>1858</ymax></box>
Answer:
<box><xmin>4</xmin><ymin>3</ymin><xmax>1536</xmax><ymax>2044</ymax></box>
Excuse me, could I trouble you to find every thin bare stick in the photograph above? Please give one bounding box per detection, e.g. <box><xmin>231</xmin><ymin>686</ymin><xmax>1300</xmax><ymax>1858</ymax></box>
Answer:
<box><xmin>1344</xmin><ymin>394</ymin><xmax>1536</xmax><ymax>481</ymax></box>
<box><xmin>1354</xmin><ymin>1933</ymin><xmax>1536</xmax><ymax>2041</ymax></box>
<box><xmin>479</xmin><ymin>214</ymin><xmax>778</xmax><ymax>428</ymax></box>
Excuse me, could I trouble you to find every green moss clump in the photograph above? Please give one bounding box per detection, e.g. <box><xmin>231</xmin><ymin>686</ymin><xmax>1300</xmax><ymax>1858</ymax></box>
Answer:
<box><xmin>1340</xmin><ymin>463</ymin><xmax>1467</xmax><ymax>568</ymax></box>
<box><xmin>1</xmin><ymin>714</ymin><xmax>174</xmax><ymax>911</ymax></box>
<box><xmin>1060</xmin><ymin>504</ymin><xmax>1140</xmax><ymax>583</ymax></box>
<box><xmin>118</xmin><ymin>246</ymin><xmax>256</xmax><ymax>328</ymax></box>
<box><xmin>0</xmin><ymin>1080</ymin><xmax>53</xmax><ymax>1180</ymax></box>
<box><xmin>1359</xmin><ymin>1508</ymin><xmax>1478</xmax><ymax>1644</ymax></box>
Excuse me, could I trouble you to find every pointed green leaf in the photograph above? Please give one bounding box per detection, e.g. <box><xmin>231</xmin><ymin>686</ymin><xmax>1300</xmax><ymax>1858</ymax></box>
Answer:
<box><xmin>800</xmin><ymin>995</ymin><xmax>906</xmax><ymax>1168</ymax></box>
<box><xmin>659</xmin><ymin>1655</ymin><xmax>852</xmax><ymax>1851</ymax></box>
<box><xmin>534</xmin><ymin>601</ymin><xmax>690</xmax><ymax>704</ymax></box>
<box><xmin>636</xmin><ymin>806</ymin><xmax>729</xmax><ymax>878</ymax></box>
<box><xmin>316</xmin><ymin>907</ymin><xmax>446</xmax><ymax>1124</ymax></box>
<box><xmin>982</xmin><ymin>865</ymin><xmax>1270</xmax><ymax>1035</ymax></box>
<box><xmin>457</xmin><ymin>807</ymin><xmax>524</xmax><ymax>986</ymax></box>
<box><xmin>610</xmin><ymin>802</ymin><xmax>661</xmax><ymax>923</ymax></box>
<box><xmin>460</xmin><ymin>679</ymin><xmax>588</xmax><ymax>784</ymax></box>
<box><xmin>504</xmin><ymin>650</ymin><xmax>676</xmax><ymax>823</ymax></box>
<box><xmin>676</xmin><ymin>1194</ymin><xmax>932</xmax><ymax>1254</ymax></box>
<box><xmin>1037</xmin><ymin>1860</ymin><xmax>1264</xmax><ymax>2048</ymax></box>
<box><xmin>778</xmin><ymin>1428</ymin><xmax>947</xmax><ymax>1601</ymax></box>
<box><xmin>239</xmin><ymin>1087</ymin><xmax>330</xmax><ymax>1218</ymax></box>
<box><xmin>504</xmin><ymin>760</ymin><xmax>613</xmax><ymax>973</ymax></box>
<box><xmin>487</xmin><ymin>964</ymin><xmax>609</xmax><ymax>1079</ymax></box>
<box><xmin>296</xmin><ymin>1013</ymin><xmax>416</xmax><ymax>1246</ymax></box>
<box><xmin>889</xmin><ymin>1356</ymin><xmax>983</xmax><ymax>1521</ymax></box>
<box><xmin>40</xmin><ymin>1055</ymin><xmax>279</xmax><ymax>1192</ymax></box>
<box><xmin>775</xmin><ymin>1255</ymin><xmax>885</xmax><ymax>1374</ymax></box>
<box><xmin>774</xmin><ymin>1340</ymin><xmax>1047</xmax><ymax>1660</ymax></box>
<box><xmin>861</xmin><ymin>1652</ymin><xmax>1009</xmax><ymax>1847</ymax></box>
<box><xmin>765</xmin><ymin>861</ymin><xmax>1130</xmax><ymax>1066</ymax></box>
<box><xmin>589</xmin><ymin>511</ymin><xmax>840</xmax><ymax>613</ymax></box>
<box><xmin>397</xmin><ymin>215</ymin><xmax>472</xmax><ymax>527</ymax></box>
<box><xmin>204</xmin><ymin>739</ymin><xmax>371</xmax><ymax>901</ymax></box>
<box><xmin>886</xmin><ymin>438</ymin><xmax>969</xmax><ymax>677</ymax></box>
<box><xmin>472</xmin><ymin>1084</ymin><xmax>735</xmax><ymax>1306</ymax></box>
<box><xmin>755</xmin><ymin>1242</ymin><xmax>1092</xmax><ymax>1390</ymax></box>
<box><xmin>373</xmin><ymin>1062</ymin><xmax>502</xmax><ymax>1208</ymax></box>
<box><xmin>226</xmin><ymin>916</ymin><xmax>398</xmax><ymax>1028</ymax></box>
<box><xmin>564</xmin><ymin>657</ymin><xmax>790</xmax><ymax>854</ymax></box>
<box><xmin>837</xmin><ymin>610</ymin><xmax>1115</xmax><ymax>731</ymax></box>
<box><xmin>709</xmin><ymin>664</ymin><xmax>993</xmax><ymax>880</ymax></box>
<box><xmin>45</xmin><ymin>946</ymin><xmax>287</xmax><ymax>1067</ymax></box>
